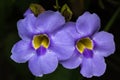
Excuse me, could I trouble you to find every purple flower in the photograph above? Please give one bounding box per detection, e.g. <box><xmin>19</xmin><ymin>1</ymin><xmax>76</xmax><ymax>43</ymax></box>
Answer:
<box><xmin>60</xmin><ymin>12</ymin><xmax>115</xmax><ymax>78</ymax></box>
<box><xmin>11</xmin><ymin>10</ymin><xmax>74</xmax><ymax>77</ymax></box>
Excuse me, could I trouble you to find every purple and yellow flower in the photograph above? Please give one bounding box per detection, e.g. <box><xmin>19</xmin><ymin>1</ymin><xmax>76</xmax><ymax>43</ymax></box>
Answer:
<box><xmin>60</xmin><ymin>12</ymin><xmax>115</xmax><ymax>78</ymax></box>
<box><xmin>10</xmin><ymin>10</ymin><xmax>74</xmax><ymax>77</ymax></box>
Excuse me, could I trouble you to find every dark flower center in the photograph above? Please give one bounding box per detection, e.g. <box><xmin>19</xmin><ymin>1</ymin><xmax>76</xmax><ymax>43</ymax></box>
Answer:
<box><xmin>76</xmin><ymin>37</ymin><xmax>93</xmax><ymax>54</ymax></box>
<box><xmin>32</xmin><ymin>34</ymin><xmax>50</xmax><ymax>50</ymax></box>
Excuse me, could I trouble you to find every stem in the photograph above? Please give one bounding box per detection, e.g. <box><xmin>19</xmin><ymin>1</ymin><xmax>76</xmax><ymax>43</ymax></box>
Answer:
<box><xmin>56</xmin><ymin>0</ymin><xmax>60</xmax><ymax>11</ymax></box>
<box><xmin>98</xmin><ymin>0</ymin><xmax>105</xmax><ymax>9</ymax></box>
<box><xmin>104</xmin><ymin>7</ymin><xmax>120</xmax><ymax>31</ymax></box>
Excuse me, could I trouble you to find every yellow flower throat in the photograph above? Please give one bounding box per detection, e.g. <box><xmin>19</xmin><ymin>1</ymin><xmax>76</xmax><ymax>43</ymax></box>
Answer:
<box><xmin>32</xmin><ymin>34</ymin><xmax>50</xmax><ymax>49</ymax></box>
<box><xmin>76</xmin><ymin>37</ymin><xmax>93</xmax><ymax>54</ymax></box>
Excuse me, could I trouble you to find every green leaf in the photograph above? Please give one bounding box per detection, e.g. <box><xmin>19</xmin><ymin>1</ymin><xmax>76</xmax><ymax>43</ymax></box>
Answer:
<box><xmin>104</xmin><ymin>7</ymin><xmax>120</xmax><ymax>31</ymax></box>
<box><xmin>98</xmin><ymin>0</ymin><xmax>105</xmax><ymax>9</ymax></box>
<box><xmin>61</xmin><ymin>4</ymin><xmax>73</xmax><ymax>21</ymax></box>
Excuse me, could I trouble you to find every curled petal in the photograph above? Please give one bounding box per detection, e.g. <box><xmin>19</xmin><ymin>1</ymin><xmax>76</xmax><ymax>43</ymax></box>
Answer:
<box><xmin>11</xmin><ymin>40</ymin><xmax>35</xmax><ymax>63</ymax></box>
<box><xmin>93</xmin><ymin>31</ymin><xmax>115</xmax><ymax>57</ymax></box>
<box><xmin>76</xmin><ymin>12</ymin><xmax>100</xmax><ymax>37</ymax></box>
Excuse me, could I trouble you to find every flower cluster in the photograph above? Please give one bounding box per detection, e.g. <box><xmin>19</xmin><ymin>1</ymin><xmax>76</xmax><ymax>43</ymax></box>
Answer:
<box><xmin>11</xmin><ymin>9</ymin><xmax>115</xmax><ymax>78</ymax></box>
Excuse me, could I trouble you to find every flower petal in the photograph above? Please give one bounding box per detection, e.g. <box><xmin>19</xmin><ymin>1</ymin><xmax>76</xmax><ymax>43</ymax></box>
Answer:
<box><xmin>51</xmin><ymin>22</ymin><xmax>77</xmax><ymax>45</ymax></box>
<box><xmin>80</xmin><ymin>54</ymin><xmax>106</xmax><ymax>78</ymax></box>
<box><xmin>50</xmin><ymin>45</ymin><xmax>74</xmax><ymax>61</ymax></box>
<box><xmin>61</xmin><ymin>51</ymin><xmax>82</xmax><ymax>69</ymax></box>
<box><xmin>62</xmin><ymin>22</ymin><xmax>81</xmax><ymax>39</ymax></box>
<box><xmin>51</xmin><ymin>23</ymin><xmax>76</xmax><ymax>60</ymax></box>
<box><xmin>80</xmin><ymin>58</ymin><xmax>93</xmax><ymax>78</ymax></box>
<box><xmin>28</xmin><ymin>54</ymin><xmax>43</xmax><ymax>77</ymax></box>
<box><xmin>76</xmin><ymin>12</ymin><xmax>100</xmax><ymax>37</ymax></box>
<box><xmin>93</xmin><ymin>31</ymin><xmax>115</xmax><ymax>57</ymax></box>
<box><xmin>28</xmin><ymin>50</ymin><xmax>58</xmax><ymax>77</ymax></box>
<box><xmin>11</xmin><ymin>40</ymin><xmax>35</xmax><ymax>63</ymax></box>
<box><xmin>35</xmin><ymin>11</ymin><xmax>65</xmax><ymax>33</ymax></box>
<box><xmin>17</xmin><ymin>14</ymin><xmax>37</xmax><ymax>40</ymax></box>
<box><xmin>24</xmin><ymin>8</ymin><xmax>32</xmax><ymax>17</ymax></box>
<box><xmin>40</xmin><ymin>50</ymin><xmax>58</xmax><ymax>74</ymax></box>
<box><xmin>92</xmin><ymin>54</ymin><xmax>106</xmax><ymax>77</ymax></box>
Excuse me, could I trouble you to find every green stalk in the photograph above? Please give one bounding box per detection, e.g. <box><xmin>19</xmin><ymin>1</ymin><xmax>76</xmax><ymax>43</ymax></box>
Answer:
<box><xmin>55</xmin><ymin>0</ymin><xmax>60</xmax><ymax>11</ymax></box>
<box><xmin>104</xmin><ymin>7</ymin><xmax>120</xmax><ymax>31</ymax></box>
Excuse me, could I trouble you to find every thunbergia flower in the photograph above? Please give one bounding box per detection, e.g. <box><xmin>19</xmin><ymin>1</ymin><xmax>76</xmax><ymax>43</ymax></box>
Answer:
<box><xmin>10</xmin><ymin>10</ymin><xmax>74</xmax><ymax>77</ymax></box>
<box><xmin>60</xmin><ymin>12</ymin><xmax>115</xmax><ymax>78</ymax></box>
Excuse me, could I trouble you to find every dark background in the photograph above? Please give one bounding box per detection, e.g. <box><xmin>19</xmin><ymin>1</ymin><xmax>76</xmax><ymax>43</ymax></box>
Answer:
<box><xmin>0</xmin><ymin>0</ymin><xmax>120</xmax><ymax>80</ymax></box>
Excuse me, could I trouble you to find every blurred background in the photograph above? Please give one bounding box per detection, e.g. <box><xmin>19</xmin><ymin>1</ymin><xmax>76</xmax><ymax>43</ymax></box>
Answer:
<box><xmin>0</xmin><ymin>0</ymin><xmax>120</xmax><ymax>80</ymax></box>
